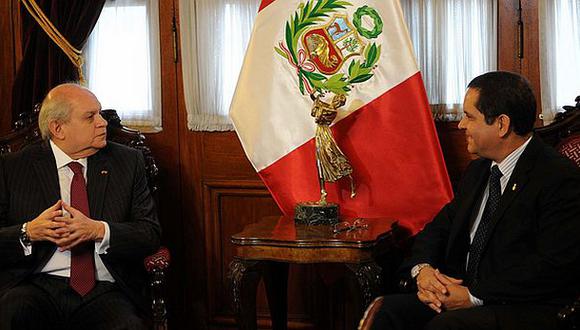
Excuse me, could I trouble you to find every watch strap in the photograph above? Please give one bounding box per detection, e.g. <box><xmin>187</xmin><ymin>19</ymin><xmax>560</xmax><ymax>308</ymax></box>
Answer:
<box><xmin>20</xmin><ymin>222</ymin><xmax>31</xmax><ymax>246</ymax></box>
<box><xmin>411</xmin><ymin>263</ymin><xmax>431</xmax><ymax>278</ymax></box>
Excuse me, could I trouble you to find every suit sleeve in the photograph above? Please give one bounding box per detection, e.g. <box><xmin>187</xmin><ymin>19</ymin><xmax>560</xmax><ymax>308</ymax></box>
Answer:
<box><xmin>399</xmin><ymin>198</ymin><xmax>456</xmax><ymax>274</ymax></box>
<box><xmin>106</xmin><ymin>150</ymin><xmax>161</xmax><ymax>261</ymax></box>
<box><xmin>470</xmin><ymin>168</ymin><xmax>580</xmax><ymax>303</ymax></box>
<box><xmin>399</xmin><ymin>160</ymin><xmax>481</xmax><ymax>277</ymax></box>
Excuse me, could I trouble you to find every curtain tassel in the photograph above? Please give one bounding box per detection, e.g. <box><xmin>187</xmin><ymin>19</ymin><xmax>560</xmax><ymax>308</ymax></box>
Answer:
<box><xmin>20</xmin><ymin>0</ymin><xmax>86</xmax><ymax>85</ymax></box>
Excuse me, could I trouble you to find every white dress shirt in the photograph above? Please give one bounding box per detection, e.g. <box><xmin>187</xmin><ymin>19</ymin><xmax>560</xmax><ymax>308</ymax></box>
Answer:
<box><xmin>21</xmin><ymin>140</ymin><xmax>114</xmax><ymax>282</ymax></box>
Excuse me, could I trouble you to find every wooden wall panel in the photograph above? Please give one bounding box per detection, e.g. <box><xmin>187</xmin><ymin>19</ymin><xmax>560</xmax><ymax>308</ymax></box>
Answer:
<box><xmin>520</xmin><ymin>0</ymin><xmax>542</xmax><ymax>122</ymax></box>
<box><xmin>203</xmin><ymin>182</ymin><xmax>278</xmax><ymax>327</ymax></box>
<box><xmin>497</xmin><ymin>0</ymin><xmax>542</xmax><ymax>125</ymax></box>
<box><xmin>202</xmin><ymin>132</ymin><xmax>261</xmax><ymax>180</ymax></box>
<box><xmin>498</xmin><ymin>0</ymin><xmax>520</xmax><ymax>73</ymax></box>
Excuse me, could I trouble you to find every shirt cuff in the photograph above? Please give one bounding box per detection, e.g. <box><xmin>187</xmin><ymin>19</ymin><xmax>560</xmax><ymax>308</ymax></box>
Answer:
<box><xmin>20</xmin><ymin>238</ymin><xmax>32</xmax><ymax>256</ymax></box>
<box><xmin>95</xmin><ymin>221</ymin><xmax>110</xmax><ymax>255</ymax></box>
<box><xmin>468</xmin><ymin>290</ymin><xmax>483</xmax><ymax>306</ymax></box>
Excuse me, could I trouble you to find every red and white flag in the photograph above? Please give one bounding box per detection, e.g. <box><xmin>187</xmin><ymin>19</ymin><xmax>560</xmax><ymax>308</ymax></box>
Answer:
<box><xmin>230</xmin><ymin>0</ymin><xmax>453</xmax><ymax>233</ymax></box>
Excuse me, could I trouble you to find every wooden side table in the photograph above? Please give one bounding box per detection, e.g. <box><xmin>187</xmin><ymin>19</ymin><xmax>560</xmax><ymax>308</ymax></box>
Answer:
<box><xmin>228</xmin><ymin>216</ymin><xmax>405</xmax><ymax>330</ymax></box>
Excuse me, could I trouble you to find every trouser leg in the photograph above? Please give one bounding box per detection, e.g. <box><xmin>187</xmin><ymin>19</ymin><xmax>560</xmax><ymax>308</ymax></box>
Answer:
<box><xmin>69</xmin><ymin>281</ymin><xmax>147</xmax><ymax>330</ymax></box>
<box><xmin>370</xmin><ymin>293</ymin><xmax>437</xmax><ymax>330</ymax></box>
<box><xmin>424</xmin><ymin>306</ymin><xmax>496</xmax><ymax>330</ymax></box>
<box><xmin>0</xmin><ymin>280</ymin><xmax>62</xmax><ymax>330</ymax></box>
<box><xmin>424</xmin><ymin>303</ymin><xmax>560</xmax><ymax>330</ymax></box>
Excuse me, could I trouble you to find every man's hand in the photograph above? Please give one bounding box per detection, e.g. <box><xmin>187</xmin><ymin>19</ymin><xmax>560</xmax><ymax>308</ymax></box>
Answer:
<box><xmin>417</xmin><ymin>288</ymin><xmax>443</xmax><ymax>313</ymax></box>
<box><xmin>433</xmin><ymin>271</ymin><xmax>473</xmax><ymax>311</ymax></box>
<box><xmin>416</xmin><ymin>266</ymin><xmax>448</xmax><ymax>312</ymax></box>
<box><xmin>53</xmin><ymin>203</ymin><xmax>105</xmax><ymax>251</ymax></box>
<box><xmin>27</xmin><ymin>200</ymin><xmax>66</xmax><ymax>243</ymax></box>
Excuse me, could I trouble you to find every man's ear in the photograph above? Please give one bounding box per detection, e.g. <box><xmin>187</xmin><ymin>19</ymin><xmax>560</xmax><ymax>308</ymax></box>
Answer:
<box><xmin>48</xmin><ymin>120</ymin><xmax>65</xmax><ymax>140</ymax></box>
<box><xmin>497</xmin><ymin>114</ymin><xmax>511</xmax><ymax>138</ymax></box>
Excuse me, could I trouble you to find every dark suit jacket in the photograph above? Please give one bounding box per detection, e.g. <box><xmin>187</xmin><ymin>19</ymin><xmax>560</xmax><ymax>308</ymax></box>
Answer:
<box><xmin>0</xmin><ymin>141</ymin><xmax>161</xmax><ymax>312</ymax></box>
<box><xmin>401</xmin><ymin>136</ymin><xmax>580</xmax><ymax>306</ymax></box>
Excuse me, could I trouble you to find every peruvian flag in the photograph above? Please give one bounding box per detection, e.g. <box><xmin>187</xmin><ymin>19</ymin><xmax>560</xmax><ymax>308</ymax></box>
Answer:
<box><xmin>230</xmin><ymin>0</ymin><xmax>453</xmax><ymax>233</ymax></box>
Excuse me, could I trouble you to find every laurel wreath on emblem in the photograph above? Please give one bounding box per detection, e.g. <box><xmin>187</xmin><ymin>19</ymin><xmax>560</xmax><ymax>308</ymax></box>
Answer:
<box><xmin>274</xmin><ymin>0</ymin><xmax>383</xmax><ymax>96</ymax></box>
<box><xmin>353</xmin><ymin>6</ymin><xmax>383</xmax><ymax>39</ymax></box>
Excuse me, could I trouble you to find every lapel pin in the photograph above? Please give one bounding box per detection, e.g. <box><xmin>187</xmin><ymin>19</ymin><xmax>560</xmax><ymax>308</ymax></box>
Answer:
<box><xmin>101</xmin><ymin>170</ymin><xmax>108</xmax><ymax>175</ymax></box>
<box><xmin>512</xmin><ymin>183</ymin><xmax>517</xmax><ymax>191</ymax></box>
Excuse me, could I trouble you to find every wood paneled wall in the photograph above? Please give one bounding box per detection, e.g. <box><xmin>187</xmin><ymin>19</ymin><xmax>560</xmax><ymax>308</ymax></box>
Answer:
<box><xmin>0</xmin><ymin>0</ymin><xmax>544</xmax><ymax>328</ymax></box>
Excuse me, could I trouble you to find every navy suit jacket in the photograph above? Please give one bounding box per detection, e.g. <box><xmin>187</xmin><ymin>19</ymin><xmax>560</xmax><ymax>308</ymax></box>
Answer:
<box><xmin>0</xmin><ymin>141</ymin><xmax>161</xmax><ymax>312</ymax></box>
<box><xmin>400</xmin><ymin>136</ymin><xmax>580</xmax><ymax>306</ymax></box>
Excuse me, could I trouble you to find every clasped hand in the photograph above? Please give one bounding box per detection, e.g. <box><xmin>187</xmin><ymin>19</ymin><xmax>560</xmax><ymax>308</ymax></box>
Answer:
<box><xmin>416</xmin><ymin>266</ymin><xmax>473</xmax><ymax>313</ymax></box>
<box><xmin>26</xmin><ymin>200</ymin><xmax>105</xmax><ymax>250</ymax></box>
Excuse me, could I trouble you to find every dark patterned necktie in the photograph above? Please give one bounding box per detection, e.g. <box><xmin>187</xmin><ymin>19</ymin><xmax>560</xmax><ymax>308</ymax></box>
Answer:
<box><xmin>466</xmin><ymin>165</ymin><xmax>503</xmax><ymax>281</ymax></box>
<box><xmin>68</xmin><ymin>162</ymin><xmax>96</xmax><ymax>296</ymax></box>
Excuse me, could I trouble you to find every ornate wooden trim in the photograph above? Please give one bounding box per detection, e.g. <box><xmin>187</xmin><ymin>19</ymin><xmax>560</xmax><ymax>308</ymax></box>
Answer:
<box><xmin>535</xmin><ymin>97</ymin><xmax>580</xmax><ymax>146</ymax></box>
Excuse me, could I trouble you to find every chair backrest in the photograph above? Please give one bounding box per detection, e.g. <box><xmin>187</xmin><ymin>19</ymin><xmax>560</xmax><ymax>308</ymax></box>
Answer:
<box><xmin>0</xmin><ymin>108</ymin><xmax>159</xmax><ymax>194</ymax></box>
<box><xmin>535</xmin><ymin>96</ymin><xmax>580</xmax><ymax>167</ymax></box>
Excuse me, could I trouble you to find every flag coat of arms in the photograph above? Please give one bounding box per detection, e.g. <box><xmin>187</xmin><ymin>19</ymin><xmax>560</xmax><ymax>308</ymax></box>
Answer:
<box><xmin>230</xmin><ymin>0</ymin><xmax>453</xmax><ymax>233</ymax></box>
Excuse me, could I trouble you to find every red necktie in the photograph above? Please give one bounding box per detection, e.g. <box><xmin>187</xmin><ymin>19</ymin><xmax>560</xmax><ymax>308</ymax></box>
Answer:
<box><xmin>67</xmin><ymin>162</ymin><xmax>96</xmax><ymax>296</ymax></box>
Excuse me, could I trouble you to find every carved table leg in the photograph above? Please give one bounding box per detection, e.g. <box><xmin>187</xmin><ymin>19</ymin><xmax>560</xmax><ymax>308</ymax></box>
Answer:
<box><xmin>262</xmin><ymin>261</ymin><xmax>289</xmax><ymax>330</ymax></box>
<box><xmin>229</xmin><ymin>258</ymin><xmax>261</xmax><ymax>330</ymax></box>
<box><xmin>346</xmin><ymin>261</ymin><xmax>383</xmax><ymax>307</ymax></box>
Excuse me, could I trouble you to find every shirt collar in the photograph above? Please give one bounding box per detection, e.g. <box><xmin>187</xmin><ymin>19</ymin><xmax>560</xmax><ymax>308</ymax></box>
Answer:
<box><xmin>491</xmin><ymin>135</ymin><xmax>533</xmax><ymax>178</ymax></box>
<box><xmin>49</xmin><ymin>140</ymin><xmax>88</xmax><ymax>170</ymax></box>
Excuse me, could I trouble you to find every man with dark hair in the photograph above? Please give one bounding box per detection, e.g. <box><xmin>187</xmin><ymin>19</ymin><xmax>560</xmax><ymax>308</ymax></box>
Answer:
<box><xmin>372</xmin><ymin>71</ymin><xmax>580</xmax><ymax>330</ymax></box>
<box><xmin>0</xmin><ymin>83</ymin><xmax>161</xmax><ymax>329</ymax></box>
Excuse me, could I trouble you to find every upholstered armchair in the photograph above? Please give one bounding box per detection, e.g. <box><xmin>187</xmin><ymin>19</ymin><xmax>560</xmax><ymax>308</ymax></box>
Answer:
<box><xmin>0</xmin><ymin>107</ymin><xmax>170</xmax><ymax>330</ymax></box>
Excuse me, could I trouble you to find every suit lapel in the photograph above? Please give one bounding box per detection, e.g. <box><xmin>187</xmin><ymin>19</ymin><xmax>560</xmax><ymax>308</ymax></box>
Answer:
<box><xmin>478</xmin><ymin>136</ymin><xmax>539</xmax><ymax>254</ymax></box>
<box><xmin>87</xmin><ymin>149</ymin><xmax>110</xmax><ymax>220</ymax></box>
<box><xmin>32</xmin><ymin>142</ymin><xmax>60</xmax><ymax>205</ymax></box>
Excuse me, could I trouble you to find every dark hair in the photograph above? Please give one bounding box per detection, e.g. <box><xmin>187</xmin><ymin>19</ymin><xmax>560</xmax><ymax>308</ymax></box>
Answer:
<box><xmin>467</xmin><ymin>71</ymin><xmax>536</xmax><ymax>135</ymax></box>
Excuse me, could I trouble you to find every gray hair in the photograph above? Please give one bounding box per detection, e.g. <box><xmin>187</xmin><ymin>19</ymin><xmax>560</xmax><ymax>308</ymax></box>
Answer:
<box><xmin>38</xmin><ymin>83</ymin><xmax>79</xmax><ymax>140</ymax></box>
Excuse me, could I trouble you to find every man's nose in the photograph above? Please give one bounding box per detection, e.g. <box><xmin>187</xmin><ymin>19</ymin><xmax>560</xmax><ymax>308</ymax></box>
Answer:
<box><xmin>458</xmin><ymin>117</ymin><xmax>466</xmax><ymax>129</ymax></box>
<box><xmin>96</xmin><ymin>113</ymin><xmax>108</xmax><ymax>127</ymax></box>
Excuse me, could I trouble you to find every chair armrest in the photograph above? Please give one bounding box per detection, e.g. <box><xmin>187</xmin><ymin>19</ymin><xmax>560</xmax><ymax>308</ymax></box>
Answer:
<box><xmin>144</xmin><ymin>246</ymin><xmax>171</xmax><ymax>273</ymax></box>
<box><xmin>144</xmin><ymin>247</ymin><xmax>170</xmax><ymax>330</ymax></box>
<box><xmin>558</xmin><ymin>296</ymin><xmax>579</xmax><ymax>329</ymax></box>
<box><xmin>358</xmin><ymin>296</ymin><xmax>385</xmax><ymax>330</ymax></box>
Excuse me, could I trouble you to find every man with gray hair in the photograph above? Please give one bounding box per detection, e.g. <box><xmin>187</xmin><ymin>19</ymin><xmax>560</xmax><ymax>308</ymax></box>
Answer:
<box><xmin>0</xmin><ymin>83</ymin><xmax>161</xmax><ymax>329</ymax></box>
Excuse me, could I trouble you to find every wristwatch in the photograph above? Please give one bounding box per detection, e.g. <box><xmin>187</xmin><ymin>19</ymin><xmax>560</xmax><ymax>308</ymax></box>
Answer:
<box><xmin>20</xmin><ymin>222</ymin><xmax>31</xmax><ymax>246</ymax></box>
<box><xmin>411</xmin><ymin>263</ymin><xmax>431</xmax><ymax>278</ymax></box>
